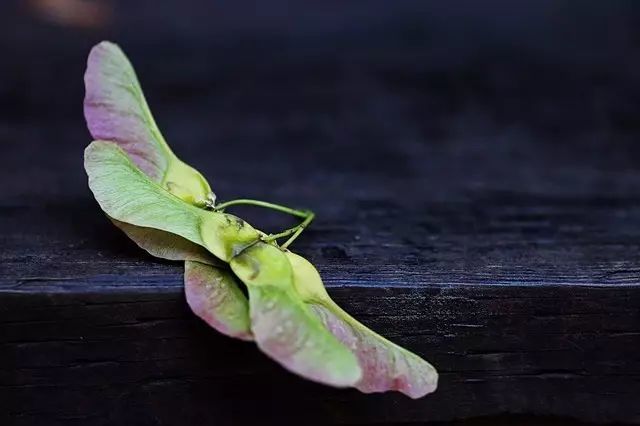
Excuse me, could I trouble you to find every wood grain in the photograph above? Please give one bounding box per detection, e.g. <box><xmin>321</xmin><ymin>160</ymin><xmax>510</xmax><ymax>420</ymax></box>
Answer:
<box><xmin>1</xmin><ymin>2</ymin><xmax>639</xmax><ymax>424</ymax></box>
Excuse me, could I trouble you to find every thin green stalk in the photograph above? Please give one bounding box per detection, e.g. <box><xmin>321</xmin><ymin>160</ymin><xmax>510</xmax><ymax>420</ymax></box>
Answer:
<box><xmin>215</xmin><ymin>199</ymin><xmax>309</xmax><ymax>218</ymax></box>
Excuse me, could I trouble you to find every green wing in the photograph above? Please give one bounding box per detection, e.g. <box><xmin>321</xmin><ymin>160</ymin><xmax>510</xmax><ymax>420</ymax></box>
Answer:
<box><xmin>84</xmin><ymin>141</ymin><xmax>259</xmax><ymax>262</ymax></box>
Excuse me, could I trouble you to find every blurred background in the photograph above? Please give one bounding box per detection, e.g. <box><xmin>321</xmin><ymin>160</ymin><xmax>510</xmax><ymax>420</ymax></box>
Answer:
<box><xmin>2</xmin><ymin>1</ymin><xmax>640</xmax><ymax>425</ymax></box>
<box><xmin>3</xmin><ymin>0</ymin><xmax>640</xmax><ymax>207</ymax></box>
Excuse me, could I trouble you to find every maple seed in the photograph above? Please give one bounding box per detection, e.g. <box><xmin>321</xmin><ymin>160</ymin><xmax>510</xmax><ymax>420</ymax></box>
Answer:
<box><xmin>83</xmin><ymin>40</ymin><xmax>438</xmax><ymax>398</ymax></box>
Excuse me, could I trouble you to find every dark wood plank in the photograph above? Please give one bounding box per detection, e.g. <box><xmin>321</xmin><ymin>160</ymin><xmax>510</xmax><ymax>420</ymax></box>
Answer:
<box><xmin>2</xmin><ymin>286</ymin><xmax>637</xmax><ymax>425</ymax></box>
<box><xmin>1</xmin><ymin>1</ymin><xmax>639</xmax><ymax>424</ymax></box>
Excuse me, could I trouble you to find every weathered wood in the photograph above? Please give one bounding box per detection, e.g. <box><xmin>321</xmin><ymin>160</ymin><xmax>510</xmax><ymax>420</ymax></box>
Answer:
<box><xmin>1</xmin><ymin>2</ymin><xmax>640</xmax><ymax>424</ymax></box>
<box><xmin>2</xmin><ymin>286</ymin><xmax>638</xmax><ymax>425</ymax></box>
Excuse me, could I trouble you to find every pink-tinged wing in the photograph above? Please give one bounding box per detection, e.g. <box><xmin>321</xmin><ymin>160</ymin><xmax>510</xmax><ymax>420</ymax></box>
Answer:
<box><xmin>110</xmin><ymin>220</ymin><xmax>253</xmax><ymax>340</ymax></box>
<box><xmin>286</xmin><ymin>251</ymin><xmax>438</xmax><ymax>399</ymax></box>
<box><xmin>185</xmin><ymin>260</ymin><xmax>253</xmax><ymax>341</ymax></box>
<box><xmin>84</xmin><ymin>42</ymin><xmax>211</xmax><ymax>205</ymax></box>
<box><xmin>230</xmin><ymin>242</ymin><xmax>361</xmax><ymax>387</ymax></box>
<box><xmin>309</xmin><ymin>304</ymin><xmax>437</xmax><ymax>398</ymax></box>
<box><xmin>111</xmin><ymin>218</ymin><xmax>217</xmax><ymax>264</ymax></box>
<box><xmin>84</xmin><ymin>41</ymin><xmax>168</xmax><ymax>181</ymax></box>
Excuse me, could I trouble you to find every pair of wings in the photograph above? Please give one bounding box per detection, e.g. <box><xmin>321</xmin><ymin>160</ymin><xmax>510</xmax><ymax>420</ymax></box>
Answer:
<box><xmin>83</xmin><ymin>41</ymin><xmax>438</xmax><ymax>398</ymax></box>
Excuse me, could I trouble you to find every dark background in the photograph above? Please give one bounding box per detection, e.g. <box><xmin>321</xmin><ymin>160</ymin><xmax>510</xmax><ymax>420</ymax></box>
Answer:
<box><xmin>4</xmin><ymin>1</ymin><xmax>640</xmax><ymax>204</ymax></box>
<box><xmin>1</xmin><ymin>1</ymin><xmax>640</xmax><ymax>425</ymax></box>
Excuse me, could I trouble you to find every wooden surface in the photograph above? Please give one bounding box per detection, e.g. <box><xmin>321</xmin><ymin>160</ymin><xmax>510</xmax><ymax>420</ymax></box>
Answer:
<box><xmin>1</xmin><ymin>2</ymin><xmax>640</xmax><ymax>424</ymax></box>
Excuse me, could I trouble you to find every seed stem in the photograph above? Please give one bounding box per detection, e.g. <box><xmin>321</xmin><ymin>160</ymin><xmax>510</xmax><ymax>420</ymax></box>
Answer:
<box><xmin>215</xmin><ymin>199</ymin><xmax>309</xmax><ymax>218</ymax></box>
